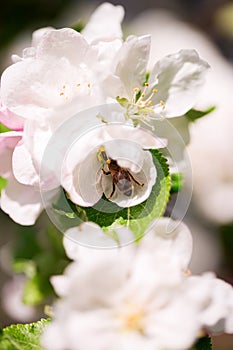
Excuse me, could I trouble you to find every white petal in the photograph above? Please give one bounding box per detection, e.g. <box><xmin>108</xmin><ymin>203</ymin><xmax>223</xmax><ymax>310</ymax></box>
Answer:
<box><xmin>0</xmin><ymin>176</ymin><xmax>43</xmax><ymax>225</ymax></box>
<box><xmin>140</xmin><ymin>218</ymin><xmax>193</xmax><ymax>269</ymax></box>
<box><xmin>12</xmin><ymin>142</ymin><xmax>39</xmax><ymax>186</ymax></box>
<box><xmin>82</xmin><ymin>3</ymin><xmax>124</xmax><ymax>43</ymax></box>
<box><xmin>1</xmin><ymin>29</ymin><xmax>98</xmax><ymax>120</ymax></box>
<box><xmin>31</xmin><ymin>27</ymin><xmax>54</xmax><ymax>47</ymax></box>
<box><xmin>0</xmin><ymin>132</ymin><xmax>22</xmax><ymax>177</ymax></box>
<box><xmin>0</xmin><ymin>104</ymin><xmax>24</xmax><ymax>130</ymax></box>
<box><xmin>116</xmin><ymin>35</ymin><xmax>151</xmax><ymax>98</ymax></box>
<box><xmin>65</xmin><ymin>222</ymin><xmax>122</xmax><ymax>248</ymax></box>
<box><xmin>149</xmin><ymin>49</ymin><xmax>210</xmax><ymax>117</ymax></box>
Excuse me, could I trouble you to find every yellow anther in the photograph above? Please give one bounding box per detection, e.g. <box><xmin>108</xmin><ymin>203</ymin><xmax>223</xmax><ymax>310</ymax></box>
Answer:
<box><xmin>144</xmin><ymin>83</ymin><xmax>149</xmax><ymax>87</ymax></box>
<box><xmin>147</xmin><ymin>100</ymin><xmax>152</xmax><ymax>106</ymax></box>
<box><xmin>106</xmin><ymin>159</ymin><xmax>111</xmax><ymax>165</ymax></box>
<box><xmin>134</xmin><ymin>87</ymin><xmax>139</xmax><ymax>93</ymax></box>
<box><xmin>60</xmin><ymin>92</ymin><xmax>64</xmax><ymax>96</ymax></box>
<box><xmin>152</xmin><ymin>88</ymin><xmax>157</xmax><ymax>93</ymax></box>
<box><xmin>160</xmin><ymin>100</ymin><xmax>165</xmax><ymax>110</ymax></box>
<box><xmin>141</xmin><ymin>93</ymin><xmax>145</xmax><ymax>98</ymax></box>
<box><xmin>76</xmin><ymin>83</ymin><xmax>81</xmax><ymax>87</ymax></box>
<box><xmin>183</xmin><ymin>269</ymin><xmax>191</xmax><ymax>277</ymax></box>
<box><xmin>62</xmin><ymin>85</ymin><xmax>66</xmax><ymax>89</ymax></box>
<box><xmin>87</xmin><ymin>83</ymin><xmax>91</xmax><ymax>88</ymax></box>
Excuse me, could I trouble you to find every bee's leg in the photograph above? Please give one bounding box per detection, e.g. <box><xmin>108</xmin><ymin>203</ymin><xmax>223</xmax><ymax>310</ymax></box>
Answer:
<box><xmin>128</xmin><ymin>172</ymin><xmax>144</xmax><ymax>187</ymax></box>
<box><xmin>108</xmin><ymin>182</ymin><xmax>116</xmax><ymax>199</ymax></box>
<box><xmin>102</xmin><ymin>168</ymin><xmax>111</xmax><ymax>175</ymax></box>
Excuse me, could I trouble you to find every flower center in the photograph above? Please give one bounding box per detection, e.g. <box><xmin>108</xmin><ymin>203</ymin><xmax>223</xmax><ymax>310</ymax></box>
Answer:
<box><xmin>117</xmin><ymin>302</ymin><xmax>145</xmax><ymax>333</ymax></box>
<box><xmin>59</xmin><ymin>81</ymin><xmax>92</xmax><ymax>101</ymax></box>
<box><xmin>117</xmin><ymin>83</ymin><xmax>166</xmax><ymax>130</ymax></box>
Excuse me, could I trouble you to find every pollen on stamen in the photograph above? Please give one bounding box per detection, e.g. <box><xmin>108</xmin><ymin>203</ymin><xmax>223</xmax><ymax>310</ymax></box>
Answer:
<box><xmin>144</xmin><ymin>83</ymin><xmax>149</xmax><ymax>87</ymax></box>
<box><xmin>87</xmin><ymin>83</ymin><xmax>91</xmax><ymax>88</ymax></box>
<box><xmin>60</xmin><ymin>92</ymin><xmax>64</xmax><ymax>96</ymax></box>
<box><xmin>141</xmin><ymin>93</ymin><xmax>145</xmax><ymax>98</ymax></box>
<box><xmin>160</xmin><ymin>100</ymin><xmax>166</xmax><ymax>110</ymax></box>
<box><xmin>62</xmin><ymin>85</ymin><xmax>66</xmax><ymax>89</ymax></box>
<box><xmin>133</xmin><ymin>87</ymin><xmax>139</xmax><ymax>93</ymax></box>
<box><xmin>147</xmin><ymin>100</ymin><xmax>153</xmax><ymax>106</ymax></box>
<box><xmin>153</xmin><ymin>88</ymin><xmax>158</xmax><ymax>93</ymax></box>
<box><xmin>76</xmin><ymin>83</ymin><xmax>81</xmax><ymax>87</ymax></box>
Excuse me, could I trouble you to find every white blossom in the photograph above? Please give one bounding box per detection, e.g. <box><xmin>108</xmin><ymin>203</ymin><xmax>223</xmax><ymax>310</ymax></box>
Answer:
<box><xmin>41</xmin><ymin>218</ymin><xmax>233</xmax><ymax>350</ymax></box>
<box><xmin>131</xmin><ymin>10</ymin><xmax>233</xmax><ymax>224</ymax></box>
<box><xmin>61</xmin><ymin>122</ymin><xmax>166</xmax><ymax>208</ymax></box>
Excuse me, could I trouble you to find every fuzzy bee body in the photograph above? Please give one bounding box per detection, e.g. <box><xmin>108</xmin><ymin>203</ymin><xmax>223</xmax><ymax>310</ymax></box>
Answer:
<box><xmin>99</xmin><ymin>149</ymin><xmax>144</xmax><ymax>199</ymax></box>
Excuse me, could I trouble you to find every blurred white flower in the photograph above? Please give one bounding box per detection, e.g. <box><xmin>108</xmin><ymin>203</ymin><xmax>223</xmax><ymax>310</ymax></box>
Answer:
<box><xmin>42</xmin><ymin>218</ymin><xmax>203</xmax><ymax>350</ymax></box>
<box><xmin>131</xmin><ymin>10</ymin><xmax>233</xmax><ymax>224</ymax></box>
<box><xmin>1</xmin><ymin>276</ymin><xmax>40</xmax><ymax>322</ymax></box>
<box><xmin>41</xmin><ymin>218</ymin><xmax>233</xmax><ymax>350</ymax></box>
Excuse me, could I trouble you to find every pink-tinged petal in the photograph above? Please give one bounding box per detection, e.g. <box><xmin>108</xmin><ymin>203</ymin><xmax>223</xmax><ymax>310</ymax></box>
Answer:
<box><xmin>149</xmin><ymin>49</ymin><xmax>210</xmax><ymax>117</ymax></box>
<box><xmin>116</xmin><ymin>35</ymin><xmax>151</xmax><ymax>98</ymax></box>
<box><xmin>0</xmin><ymin>104</ymin><xmax>24</xmax><ymax>130</ymax></box>
<box><xmin>0</xmin><ymin>176</ymin><xmax>43</xmax><ymax>225</ymax></box>
<box><xmin>31</xmin><ymin>27</ymin><xmax>54</xmax><ymax>47</ymax></box>
<box><xmin>36</xmin><ymin>28</ymin><xmax>95</xmax><ymax>65</ymax></box>
<box><xmin>82</xmin><ymin>3</ymin><xmax>124</xmax><ymax>43</ymax></box>
<box><xmin>0</xmin><ymin>132</ymin><xmax>22</xmax><ymax>177</ymax></box>
<box><xmin>12</xmin><ymin>142</ymin><xmax>39</xmax><ymax>186</ymax></box>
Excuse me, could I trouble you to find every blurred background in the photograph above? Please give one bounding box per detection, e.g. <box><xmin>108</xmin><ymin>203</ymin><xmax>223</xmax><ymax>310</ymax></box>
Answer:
<box><xmin>0</xmin><ymin>0</ymin><xmax>233</xmax><ymax>349</ymax></box>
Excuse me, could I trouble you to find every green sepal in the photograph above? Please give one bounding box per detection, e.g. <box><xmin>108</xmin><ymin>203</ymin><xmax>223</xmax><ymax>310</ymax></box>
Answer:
<box><xmin>185</xmin><ymin>106</ymin><xmax>216</xmax><ymax>122</ymax></box>
<box><xmin>0</xmin><ymin>176</ymin><xmax>7</xmax><ymax>194</ymax></box>
<box><xmin>0</xmin><ymin>319</ymin><xmax>50</xmax><ymax>350</ymax></box>
<box><xmin>116</xmin><ymin>96</ymin><xmax>130</xmax><ymax>108</ymax></box>
<box><xmin>0</xmin><ymin>123</ymin><xmax>11</xmax><ymax>133</ymax></box>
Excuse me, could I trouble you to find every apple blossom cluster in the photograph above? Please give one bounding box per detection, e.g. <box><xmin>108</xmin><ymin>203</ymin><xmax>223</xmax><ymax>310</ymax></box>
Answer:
<box><xmin>0</xmin><ymin>3</ymin><xmax>209</xmax><ymax>229</ymax></box>
<box><xmin>0</xmin><ymin>3</ymin><xmax>232</xmax><ymax>349</ymax></box>
<box><xmin>41</xmin><ymin>218</ymin><xmax>233</xmax><ymax>350</ymax></box>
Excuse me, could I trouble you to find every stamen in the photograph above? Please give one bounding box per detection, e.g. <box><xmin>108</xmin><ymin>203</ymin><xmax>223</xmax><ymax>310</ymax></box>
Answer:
<box><xmin>60</xmin><ymin>92</ymin><xmax>64</xmax><ymax>96</ymax></box>
<box><xmin>160</xmin><ymin>100</ymin><xmax>166</xmax><ymax>110</ymax></box>
<box><xmin>152</xmin><ymin>88</ymin><xmax>157</xmax><ymax>93</ymax></box>
<box><xmin>76</xmin><ymin>83</ymin><xmax>81</xmax><ymax>87</ymax></box>
<box><xmin>87</xmin><ymin>83</ymin><xmax>91</xmax><ymax>88</ymax></box>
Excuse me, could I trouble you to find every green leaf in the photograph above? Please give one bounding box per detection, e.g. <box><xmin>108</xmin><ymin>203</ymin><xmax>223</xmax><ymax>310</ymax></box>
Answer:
<box><xmin>171</xmin><ymin>172</ymin><xmax>183</xmax><ymax>193</ymax></box>
<box><xmin>192</xmin><ymin>336</ymin><xmax>212</xmax><ymax>350</ymax></box>
<box><xmin>185</xmin><ymin>106</ymin><xmax>216</xmax><ymax>122</ymax></box>
<box><xmin>12</xmin><ymin>224</ymin><xmax>71</xmax><ymax>306</ymax></box>
<box><xmin>0</xmin><ymin>123</ymin><xmax>11</xmax><ymax>133</ymax></box>
<box><xmin>0</xmin><ymin>319</ymin><xmax>50</xmax><ymax>350</ymax></box>
<box><xmin>0</xmin><ymin>176</ymin><xmax>7</xmax><ymax>194</ymax></box>
<box><xmin>59</xmin><ymin>149</ymin><xmax>171</xmax><ymax>240</ymax></box>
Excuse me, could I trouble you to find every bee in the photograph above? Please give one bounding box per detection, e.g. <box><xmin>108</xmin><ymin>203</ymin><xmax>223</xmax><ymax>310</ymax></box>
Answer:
<box><xmin>98</xmin><ymin>146</ymin><xmax>144</xmax><ymax>199</ymax></box>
